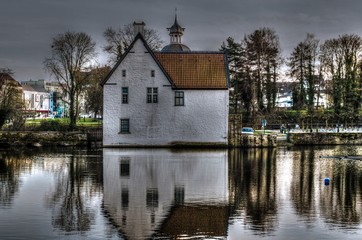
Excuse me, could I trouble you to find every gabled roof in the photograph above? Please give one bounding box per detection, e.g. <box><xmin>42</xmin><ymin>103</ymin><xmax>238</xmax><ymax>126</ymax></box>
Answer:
<box><xmin>100</xmin><ymin>33</ymin><xmax>175</xmax><ymax>87</ymax></box>
<box><xmin>22</xmin><ymin>84</ymin><xmax>36</xmax><ymax>92</ymax></box>
<box><xmin>154</xmin><ymin>52</ymin><xmax>229</xmax><ymax>89</ymax></box>
<box><xmin>154</xmin><ymin>205</ymin><xmax>229</xmax><ymax>237</ymax></box>
<box><xmin>101</xmin><ymin>33</ymin><xmax>229</xmax><ymax>90</ymax></box>
<box><xmin>0</xmin><ymin>73</ymin><xmax>21</xmax><ymax>88</ymax></box>
<box><xmin>0</xmin><ymin>73</ymin><xmax>15</xmax><ymax>82</ymax></box>
<box><xmin>29</xmin><ymin>84</ymin><xmax>48</xmax><ymax>93</ymax></box>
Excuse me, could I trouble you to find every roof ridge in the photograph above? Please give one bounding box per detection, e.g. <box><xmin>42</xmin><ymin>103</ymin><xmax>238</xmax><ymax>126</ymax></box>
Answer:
<box><xmin>155</xmin><ymin>51</ymin><xmax>225</xmax><ymax>54</ymax></box>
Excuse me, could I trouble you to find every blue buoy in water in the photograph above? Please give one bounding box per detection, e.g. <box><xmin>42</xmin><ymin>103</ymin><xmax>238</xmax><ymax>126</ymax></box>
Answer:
<box><xmin>324</xmin><ymin>178</ymin><xmax>330</xmax><ymax>186</ymax></box>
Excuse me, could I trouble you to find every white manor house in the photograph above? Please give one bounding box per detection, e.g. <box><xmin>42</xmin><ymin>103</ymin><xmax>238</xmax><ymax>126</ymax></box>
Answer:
<box><xmin>101</xmin><ymin>17</ymin><xmax>230</xmax><ymax>147</ymax></box>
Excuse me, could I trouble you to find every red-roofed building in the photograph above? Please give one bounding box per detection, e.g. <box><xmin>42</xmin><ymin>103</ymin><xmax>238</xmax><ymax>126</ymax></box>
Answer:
<box><xmin>0</xmin><ymin>72</ymin><xmax>23</xmax><ymax>105</ymax></box>
<box><xmin>101</xmin><ymin>18</ymin><xmax>229</xmax><ymax>147</ymax></box>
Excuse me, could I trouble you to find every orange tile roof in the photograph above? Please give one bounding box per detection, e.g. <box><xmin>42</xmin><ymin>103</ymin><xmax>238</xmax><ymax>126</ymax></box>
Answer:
<box><xmin>154</xmin><ymin>52</ymin><xmax>229</xmax><ymax>89</ymax></box>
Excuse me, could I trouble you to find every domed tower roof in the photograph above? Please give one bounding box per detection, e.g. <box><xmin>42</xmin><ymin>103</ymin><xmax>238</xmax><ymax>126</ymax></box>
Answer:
<box><xmin>161</xmin><ymin>43</ymin><xmax>191</xmax><ymax>52</ymax></box>
<box><xmin>168</xmin><ymin>14</ymin><xmax>184</xmax><ymax>35</ymax></box>
<box><xmin>161</xmin><ymin>12</ymin><xmax>191</xmax><ymax>52</ymax></box>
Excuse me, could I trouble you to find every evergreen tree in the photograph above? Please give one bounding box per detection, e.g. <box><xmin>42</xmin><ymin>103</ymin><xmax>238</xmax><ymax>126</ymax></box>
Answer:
<box><xmin>244</xmin><ymin>28</ymin><xmax>281</xmax><ymax>115</ymax></box>
<box><xmin>288</xmin><ymin>34</ymin><xmax>319</xmax><ymax>111</ymax></box>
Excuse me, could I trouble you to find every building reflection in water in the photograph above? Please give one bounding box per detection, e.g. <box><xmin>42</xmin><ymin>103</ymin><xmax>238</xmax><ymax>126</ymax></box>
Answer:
<box><xmin>103</xmin><ymin>146</ymin><xmax>362</xmax><ymax>239</ymax></box>
<box><xmin>102</xmin><ymin>148</ymin><xmax>229</xmax><ymax>239</ymax></box>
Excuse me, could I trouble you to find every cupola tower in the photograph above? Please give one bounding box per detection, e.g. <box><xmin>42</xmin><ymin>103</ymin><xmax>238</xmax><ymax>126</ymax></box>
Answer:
<box><xmin>161</xmin><ymin>11</ymin><xmax>191</xmax><ymax>52</ymax></box>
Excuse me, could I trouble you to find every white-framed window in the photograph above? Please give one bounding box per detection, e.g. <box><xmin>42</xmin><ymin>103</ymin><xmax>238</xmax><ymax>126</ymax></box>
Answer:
<box><xmin>120</xmin><ymin>118</ymin><xmax>130</xmax><ymax>133</ymax></box>
<box><xmin>175</xmin><ymin>91</ymin><xmax>184</xmax><ymax>106</ymax></box>
<box><xmin>147</xmin><ymin>87</ymin><xmax>158</xmax><ymax>103</ymax></box>
<box><xmin>122</xmin><ymin>87</ymin><xmax>128</xmax><ymax>104</ymax></box>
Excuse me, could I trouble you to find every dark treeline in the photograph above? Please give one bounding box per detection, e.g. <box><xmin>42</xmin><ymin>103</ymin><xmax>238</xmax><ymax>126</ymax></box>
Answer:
<box><xmin>222</xmin><ymin>29</ymin><xmax>362</xmax><ymax>126</ymax></box>
<box><xmin>3</xmin><ymin>24</ymin><xmax>362</xmax><ymax>129</ymax></box>
<box><xmin>221</xmin><ymin>28</ymin><xmax>282</xmax><ymax>121</ymax></box>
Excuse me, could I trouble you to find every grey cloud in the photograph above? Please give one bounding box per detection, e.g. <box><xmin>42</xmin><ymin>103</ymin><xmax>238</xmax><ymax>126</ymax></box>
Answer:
<box><xmin>1</xmin><ymin>0</ymin><xmax>362</xmax><ymax>81</ymax></box>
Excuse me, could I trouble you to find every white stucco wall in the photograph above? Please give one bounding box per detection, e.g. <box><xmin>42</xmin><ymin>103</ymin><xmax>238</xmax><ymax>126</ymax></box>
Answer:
<box><xmin>103</xmin><ymin>39</ymin><xmax>229</xmax><ymax>146</ymax></box>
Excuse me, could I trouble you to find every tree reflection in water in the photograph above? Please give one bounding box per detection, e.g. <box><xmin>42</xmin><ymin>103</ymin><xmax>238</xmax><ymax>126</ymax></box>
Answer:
<box><xmin>0</xmin><ymin>156</ymin><xmax>21</xmax><ymax>208</ymax></box>
<box><xmin>291</xmin><ymin>149</ymin><xmax>316</xmax><ymax>220</ymax></box>
<box><xmin>228</xmin><ymin>148</ymin><xmax>278</xmax><ymax>235</ymax></box>
<box><xmin>290</xmin><ymin>146</ymin><xmax>362</xmax><ymax>230</ymax></box>
<box><xmin>0</xmin><ymin>150</ymin><xmax>34</xmax><ymax>208</ymax></box>
<box><xmin>228</xmin><ymin>146</ymin><xmax>362</xmax><ymax>237</ymax></box>
<box><xmin>45</xmin><ymin>149</ymin><xmax>103</xmax><ymax>233</ymax></box>
<box><xmin>321</xmin><ymin>146</ymin><xmax>362</xmax><ymax>228</ymax></box>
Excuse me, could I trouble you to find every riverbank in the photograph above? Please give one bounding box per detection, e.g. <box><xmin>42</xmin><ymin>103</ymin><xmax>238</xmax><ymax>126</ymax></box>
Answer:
<box><xmin>0</xmin><ymin>131</ymin><xmax>88</xmax><ymax>147</ymax></box>
<box><xmin>1</xmin><ymin>130</ymin><xmax>361</xmax><ymax>148</ymax></box>
<box><xmin>288</xmin><ymin>132</ymin><xmax>362</xmax><ymax>145</ymax></box>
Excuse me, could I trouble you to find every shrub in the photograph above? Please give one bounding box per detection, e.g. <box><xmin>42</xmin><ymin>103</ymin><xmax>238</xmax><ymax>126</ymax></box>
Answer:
<box><xmin>37</xmin><ymin>119</ymin><xmax>68</xmax><ymax>131</ymax></box>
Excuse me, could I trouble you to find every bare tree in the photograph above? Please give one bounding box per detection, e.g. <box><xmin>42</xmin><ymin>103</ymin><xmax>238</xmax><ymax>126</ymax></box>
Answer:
<box><xmin>103</xmin><ymin>23</ymin><xmax>164</xmax><ymax>63</ymax></box>
<box><xmin>0</xmin><ymin>70</ymin><xmax>24</xmax><ymax>130</ymax></box>
<box><xmin>44</xmin><ymin>32</ymin><xmax>97</xmax><ymax>129</ymax></box>
<box><xmin>0</xmin><ymin>68</ymin><xmax>15</xmax><ymax>75</ymax></box>
<box><xmin>320</xmin><ymin>34</ymin><xmax>362</xmax><ymax>124</ymax></box>
<box><xmin>84</xmin><ymin>66</ymin><xmax>110</xmax><ymax>119</ymax></box>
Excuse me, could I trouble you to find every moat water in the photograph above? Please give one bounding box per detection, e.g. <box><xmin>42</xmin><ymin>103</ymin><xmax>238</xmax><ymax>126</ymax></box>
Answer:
<box><xmin>1</xmin><ymin>146</ymin><xmax>362</xmax><ymax>239</ymax></box>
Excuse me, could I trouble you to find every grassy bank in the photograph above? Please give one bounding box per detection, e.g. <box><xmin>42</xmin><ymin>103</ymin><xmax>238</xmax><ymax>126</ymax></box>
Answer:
<box><xmin>22</xmin><ymin>118</ymin><xmax>102</xmax><ymax>131</ymax></box>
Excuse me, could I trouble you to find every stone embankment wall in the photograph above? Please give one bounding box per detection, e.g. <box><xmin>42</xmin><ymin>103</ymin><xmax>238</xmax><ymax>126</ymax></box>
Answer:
<box><xmin>229</xmin><ymin>134</ymin><xmax>277</xmax><ymax>147</ymax></box>
<box><xmin>288</xmin><ymin>132</ymin><xmax>362</xmax><ymax>145</ymax></box>
<box><xmin>1</xmin><ymin>131</ymin><xmax>278</xmax><ymax>148</ymax></box>
<box><xmin>0</xmin><ymin>131</ymin><xmax>88</xmax><ymax>147</ymax></box>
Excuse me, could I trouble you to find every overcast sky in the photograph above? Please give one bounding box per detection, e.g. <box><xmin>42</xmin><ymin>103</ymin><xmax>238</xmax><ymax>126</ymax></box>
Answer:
<box><xmin>1</xmin><ymin>0</ymin><xmax>362</xmax><ymax>81</ymax></box>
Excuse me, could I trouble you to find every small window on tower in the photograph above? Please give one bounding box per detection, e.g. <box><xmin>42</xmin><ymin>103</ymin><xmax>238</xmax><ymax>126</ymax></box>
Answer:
<box><xmin>122</xmin><ymin>87</ymin><xmax>128</xmax><ymax>104</ymax></box>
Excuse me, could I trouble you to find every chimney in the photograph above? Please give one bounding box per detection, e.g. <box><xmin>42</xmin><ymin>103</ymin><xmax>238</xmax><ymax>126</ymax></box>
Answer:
<box><xmin>133</xmin><ymin>21</ymin><xmax>145</xmax><ymax>37</ymax></box>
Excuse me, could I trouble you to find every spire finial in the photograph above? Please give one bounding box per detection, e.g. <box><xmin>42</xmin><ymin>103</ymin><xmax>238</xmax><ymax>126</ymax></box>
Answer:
<box><xmin>174</xmin><ymin>8</ymin><xmax>178</xmax><ymax>24</ymax></box>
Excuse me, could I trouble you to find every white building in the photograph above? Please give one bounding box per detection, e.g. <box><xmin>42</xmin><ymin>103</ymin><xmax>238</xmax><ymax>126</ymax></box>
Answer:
<box><xmin>101</xmin><ymin>19</ymin><xmax>229</xmax><ymax>147</ymax></box>
<box><xmin>22</xmin><ymin>83</ymin><xmax>50</xmax><ymax>116</ymax></box>
<box><xmin>276</xmin><ymin>80</ymin><xmax>331</xmax><ymax>109</ymax></box>
<box><xmin>275</xmin><ymin>82</ymin><xmax>294</xmax><ymax>108</ymax></box>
